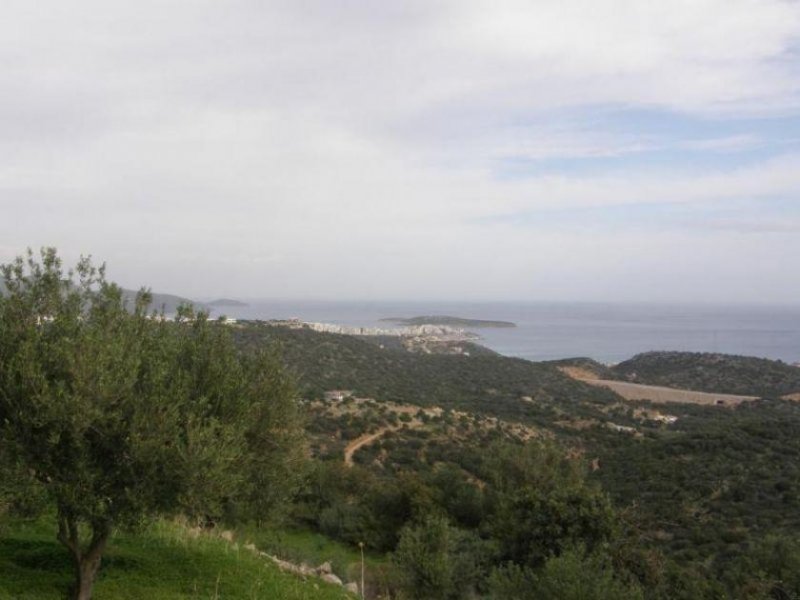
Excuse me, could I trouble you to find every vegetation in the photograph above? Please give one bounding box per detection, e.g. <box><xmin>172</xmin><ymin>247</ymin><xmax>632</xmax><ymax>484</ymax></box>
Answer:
<box><xmin>546</xmin><ymin>356</ymin><xmax>618</xmax><ymax>379</ymax></box>
<box><xmin>231</xmin><ymin>323</ymin><xmax>623</xmax><ymax>428</ymax></box>
<box><xmin>243</xmin><ymin>323</ymin><xmax>800</xmax><ymax>597</ymax></box>
<box><xmin>611</xmin><ymin>351</ymin><xmax>800</xmax><ymax>397</ymax></box>
<box><xmin>0</xmin><ymin>517</ymin><xmax>351</xmax><ymax>600</ymax></box>
<box><xmin>392</xmin><ymin>515</ymin><xmax>488</xmax><ymax>599</ymax></box>
<box><xmin>0</xmin><ymin>250</ymin><xmax>304</xmax><ymax>599</ymax></box>
<box><xmin>596</xmin><ymin>399</ymin><xmax>800</xmax><ymax>562</ymax></box>
<box><xmin>239</xmin><ymin>525</ymin><xmax>388</xmax><ymax>585</ymax></box>
<box><xmin>4</xmin><ymin>249</ymin><xmax>800</xmax><ymax>599</ymax></box>
<box><xmin>119</xmin><ymin>289</ymin><xmax>204</xmax><ymax>314</ymax></box>
<box><xmin>489</xmin><ymin>546</ymin><xmax>644</xmax><ymax>600</ymax></box>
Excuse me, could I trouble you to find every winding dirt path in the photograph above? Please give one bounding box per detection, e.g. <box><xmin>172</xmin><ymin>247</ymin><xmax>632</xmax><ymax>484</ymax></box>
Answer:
<box><xmin>343</xmin><ymin>427</ymin><xmax>397</xmax><ymax>466</ymax></box>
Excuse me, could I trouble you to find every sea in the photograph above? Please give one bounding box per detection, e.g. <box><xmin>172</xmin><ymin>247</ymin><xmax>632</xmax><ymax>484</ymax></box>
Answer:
<box><xmin>208</xmin><ymin>300</ymin><xmax>800</xmax><ymax>365</ymax></box>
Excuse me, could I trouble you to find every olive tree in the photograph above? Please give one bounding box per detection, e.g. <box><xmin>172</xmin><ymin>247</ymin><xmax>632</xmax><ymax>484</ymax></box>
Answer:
<box><xmin>0</xmin><ymin>248</ymin><xmax>304</xmax><ymax>599</ymax></box>
<box><xmin>392</xmin><ymin>514</ymin><xmax>489</xmax><ymax>600</ymax></box>
<box><xmin>484</xmin><ymin>441</ymin><xmax>618</xmax><ymax>568</ymax></box>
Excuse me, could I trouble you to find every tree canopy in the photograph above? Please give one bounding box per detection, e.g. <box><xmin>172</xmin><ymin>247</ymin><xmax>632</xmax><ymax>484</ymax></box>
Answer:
<box><xmin>0</xmin><ymin>249</ymin><xmax>304</xmax><ymax>599</ymax></box>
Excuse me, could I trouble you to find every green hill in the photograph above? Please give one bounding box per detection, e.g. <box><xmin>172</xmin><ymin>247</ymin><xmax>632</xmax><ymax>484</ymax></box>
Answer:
<box><xmin>0</xmin><ymin>281</ymin><xmax>205</xmax><ymax>314</ymax></box>
<box><xmin>612</xmin><ymin>351</ymin><xmax>800</xmax><ymax>397</ymax></box>
<box><xmin>231</xmin><ymin>323</ymin><xmax>623</xmax><ymax>427</ymax></box>
<box><xmin>1</xmin><ymin>281</ymin><xmax>203</xmax><ymax>315</ymax></box>
<box><xmin>228</xmin><ymin>324</ymin><xmax>800</xmax><ymax>588</ymax></box>
<box><xmin>0</xmin><ymin>518</ymin><xmax>352</xmax><ymax>600</ymax></box>
<box><xmin>545</xmin><ymin>356</ymin><xmax>617</xmax><ymax>379</ymax></box>
<box><xmin>120</xmin><ymin>289</ymin><xmax>206</xmax><ymax>314</ymax></box>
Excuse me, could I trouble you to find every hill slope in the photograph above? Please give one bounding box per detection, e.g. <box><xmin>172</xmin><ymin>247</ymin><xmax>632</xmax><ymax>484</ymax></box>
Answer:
<box><xmin>0</xmin><ymin>518</ymin><xmax>352</xmax><ymax>600</ymax></box>
<box><xmin>231</xmin><ymin>323</ymin><xmax>624</xmax><ymax>427</ymax></box>
<box><xmin>120</xmin><ymin>289</ymin><xmax>206</xmax><ymax>313</ymax></box>
<box><xmin>612</xmin><ymin>351</ymin><xmax>800</xmax><ymax>397</ymax></box>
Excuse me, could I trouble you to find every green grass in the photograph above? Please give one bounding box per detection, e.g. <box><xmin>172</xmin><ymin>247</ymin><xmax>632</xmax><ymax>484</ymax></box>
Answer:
<box><xmin>237</xmin><ymin>525</ymin><xmax>387</xmax><ymax>585</ymax></box>
<box><xmin>0</xmin><ymin>518</ymin><xmax>354</xmax><ymax>599</ymax></box>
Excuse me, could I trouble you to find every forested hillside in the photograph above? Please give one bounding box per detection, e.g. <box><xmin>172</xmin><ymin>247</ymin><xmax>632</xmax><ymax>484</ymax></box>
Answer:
<box><xmin>5</xmin><ymin>258</ymin><xmax>800</xmax><ymax>600</ymax></box>
<box><xmin>232</xmin><ymin>323</ymin><xmax>624</xmax><ymax>427</ymax></box>
<box><xmin>612</xmin><ymin>351</ymin><xmax>800</xmax><ymax>397</ymax></box>
<box><xmin>226</xmin><ymin>322</ymin><xmax>800</xmax><ymax>598</ymax></box>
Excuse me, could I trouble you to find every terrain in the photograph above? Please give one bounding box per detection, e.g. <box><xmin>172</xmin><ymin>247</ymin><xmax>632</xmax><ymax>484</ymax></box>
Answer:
<box><xmin>230</xmin><ymin>323</ymin><xmax>800</xmax><ymax>595</ymax></box>
<box><xmin>612</xmin><ymin>351</ymin><xmax>800</xmax><ymax>397</ymax></box>
<box><xmin>0</xmin><ymin>518</ymin><xmax>352</xmax><ymax>599</ymax></box>
<box><xmin>552</xmin><ymin>352</ymin><xmax>800</xmax><ymax>398</ymax></box>
<box><xmin>231</xmin><ymin>322</ymin><xmax>625</xmax><ymax>429</ymax></box>
<box><xmin>379</xmin><ymin>315</ymin><xmax>516</xmax><ymax>328</ymax></box>
<box><xmin>5</xmin><ymin>310</ymin><xmax>800</xmax><ymax>598</ymax></box>
<box><xmin>577</xmin><ymin>378</ymin><xmax>757</xmax><ymax>406</ymax></box>
<box><xmin>120</xmin><ymin>289</ymin><xmax>206</xmax><ymax>314</ymax></box>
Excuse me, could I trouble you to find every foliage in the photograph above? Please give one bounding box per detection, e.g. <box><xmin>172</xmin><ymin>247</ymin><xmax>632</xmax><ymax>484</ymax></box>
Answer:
<box><xmin>483</xmin><ymin>442</ymin><xmax>618</xmax><ymax>568</ymax></box>
<box><xmin>0</xmin><ymin>249</ymin><xmax>304</xmax><ymax>598</ymax></box>
<box><xmin>612</xmin><ymin>351</ymin><xmax>800</xmax><ymax>397</ymax></box>
<box><xmin>238</xmin><ymin>524</ymin><xmax>389</xmax><ymax>589</ymax></box>
<box><xmin>489</xmin><ymin>546</ymin><xmax>643</xmax><ymax>600</ymax></box>
<box><xmin>232</xmin><ymin>323</ymin><xmax>622</xmax><ymax>426</ymax></box>
<box><xmin>0</xmin><ymin>517</ymin><xmax>352</xmax><ymax>600</ymax></box>
<box><xmin>392</xmin><ymin>514</ymin><xmax>490</xmax><ymax>600</ymax></box>
<box><xmin>596</xmin><ymin>400</ymin><xmax>800</xmax><ymax>564</ymax></box>
<box><xmin>721</xmin><ymin>535</ymin><xmax>800</xmax><ymax>599</ymax></box>
<box><xmin>262</xmin><ymin>323</ymin><xmax>800</xmax><ymax>596</ymax></box>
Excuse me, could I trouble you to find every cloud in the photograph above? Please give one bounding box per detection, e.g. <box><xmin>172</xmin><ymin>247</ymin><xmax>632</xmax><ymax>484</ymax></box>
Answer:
<box><xmin>698</xmin><ymin>216</ymin><xmax>800</xmax><ymax>233</ymax></box>
<box><xmin>680</xmin><ymin>135</ymin><xmax>763</xmax><ymax>153</ymax></box>
<box><xmin>2</xmin><ymin>1</ymin><xmax>800</xmax><ymax>301</ymax></box>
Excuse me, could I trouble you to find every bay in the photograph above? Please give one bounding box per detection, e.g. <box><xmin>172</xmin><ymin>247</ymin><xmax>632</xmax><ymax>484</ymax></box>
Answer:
<box><xmin>208</xmin><ymin>300</ymin><xmax>800</xmax><ymax>364</ymax></box>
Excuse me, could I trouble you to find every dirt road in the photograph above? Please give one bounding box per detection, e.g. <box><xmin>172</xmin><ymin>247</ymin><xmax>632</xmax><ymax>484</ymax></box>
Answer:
<box><xmin>343</xmin><ymin>427</ymin><xmax>397</xmax><ymax>466</ymax></box>
<box><xmin>578</xmin><ymin>378</ymin><xmax>758</xmax><ymax>406</ymax></box>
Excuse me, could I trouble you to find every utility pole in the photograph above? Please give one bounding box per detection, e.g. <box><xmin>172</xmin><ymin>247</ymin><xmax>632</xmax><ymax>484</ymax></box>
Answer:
<box><xmin>359</xmin><ymin>541</ymin><xmax>365</xmax><ymax>599</ymax></box>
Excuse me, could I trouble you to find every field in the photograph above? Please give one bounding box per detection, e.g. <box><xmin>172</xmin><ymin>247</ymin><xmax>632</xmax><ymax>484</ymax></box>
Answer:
<box><xmin>582</xmin><ymin>379</ymin><xmax>756</xmax><ymax>405</ymax></box>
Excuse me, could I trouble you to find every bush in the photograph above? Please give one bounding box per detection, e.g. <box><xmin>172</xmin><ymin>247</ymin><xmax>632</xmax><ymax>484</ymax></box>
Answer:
<box><xmin>489</xmin><ymin>546</ymin><xmax>643</xmax><ymax>600</ymax></box>
<box><xmin>392</xmin><ymin>515</ymin><xmax>490</xmax><ymax>599</ymax></box>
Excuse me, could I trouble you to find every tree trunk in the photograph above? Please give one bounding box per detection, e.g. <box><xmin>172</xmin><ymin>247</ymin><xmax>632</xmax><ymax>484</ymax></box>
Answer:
<box><xmin>73</xmin><ymin>557</ymin><xmax>101</xmax><ymax>600</ymax></box>
<box><xmin>57</xmin><ymin>511</ymin><xmax>111</xmax><ymax>600</ymax></box>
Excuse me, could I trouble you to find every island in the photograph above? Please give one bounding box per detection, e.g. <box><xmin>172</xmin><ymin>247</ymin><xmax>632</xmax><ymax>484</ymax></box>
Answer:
<box><xmin>207</xmin><ymin>298</ymin><xmax>249</xmax><ymax>307</ymax></box>
<box><xmin>379</xmin><ymin>315</ymin><xmax>516</xmax><ymax>328</ymax></box>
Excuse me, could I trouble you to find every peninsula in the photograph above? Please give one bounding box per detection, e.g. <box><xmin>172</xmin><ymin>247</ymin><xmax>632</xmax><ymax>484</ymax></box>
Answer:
<box><xmin>208</xmin><ymin>298</ymin><xmax>249</xmax><ymax>307</ymax></box>
<box><xmin>380</xmin><ymin>315</ymin><xmax>516</xmax><ymax>328</ymax></box>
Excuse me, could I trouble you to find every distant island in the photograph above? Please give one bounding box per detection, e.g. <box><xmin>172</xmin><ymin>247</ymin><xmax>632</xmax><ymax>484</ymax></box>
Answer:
<box><xmin>380</xmin><ymin>315</ymin><xmax>516</xmax><ymax>328</ymax></box>
<box><xmin>207</xmin><ymin>298</ymin><xmax>249</xmax><ymax>307</ymax></box>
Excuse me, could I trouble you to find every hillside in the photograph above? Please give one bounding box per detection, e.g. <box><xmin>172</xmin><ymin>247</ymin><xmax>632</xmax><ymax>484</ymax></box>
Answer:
<box><xmin>227</xmin><ymin>323</ymin><xmax>800</xmax><ymax>592</ymax></box>
<box><xmin>5</xmin><ymin>310</ymin><xmax>800</xmax><ymax>598</ymax></box>
<box><xmin>612</xmin><ymin>351</ymin><xmax>800</xmax><ymax>397</ymax></box>
<box><xmin>546</xmin><ymin>357</ymin><xmax>618</xmax><ymax>380</ymax></box>
<box><xmin>1</xmin><ymin>282</ymin><xmax>202</xmax><ymax>315</ymax></box>
<box><xmin>0</xmin><ymin>518</ymin><xmax>352</xmax><ymax>599</ymax></box>
<box><xmin>231</xmin><ymin>323</ymin><xmax>625</xmax><ymax>428</ymax></box>
<box><xmin>120</xmin><ymin>289</ymin><xmax>205</xmax><ymax>314</ymax></box>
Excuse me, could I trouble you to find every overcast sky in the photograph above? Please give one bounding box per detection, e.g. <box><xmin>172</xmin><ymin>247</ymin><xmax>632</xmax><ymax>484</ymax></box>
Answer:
<box><xmin>3</xmin><ymin>0</ymin><xmax>800</xmax><ymax>303</ymax></box>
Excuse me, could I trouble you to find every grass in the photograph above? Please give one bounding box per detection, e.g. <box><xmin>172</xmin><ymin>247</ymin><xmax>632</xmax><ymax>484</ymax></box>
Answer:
<box><xmin>236</xmin><ymin>525</ymin><xmax>388</xmax><ymax>585</ymax></box>
<box><xmin>0</xmin><ymin>518</ymin><xmax>354</xmax><ymax>599</ymax></box>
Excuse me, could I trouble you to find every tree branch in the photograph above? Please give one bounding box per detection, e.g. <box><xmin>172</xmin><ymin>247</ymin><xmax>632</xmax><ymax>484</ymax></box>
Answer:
<box><xmin>56</xmin><ymin>510</ymin><xmax>81</xmax><ymax>563</ymax></box>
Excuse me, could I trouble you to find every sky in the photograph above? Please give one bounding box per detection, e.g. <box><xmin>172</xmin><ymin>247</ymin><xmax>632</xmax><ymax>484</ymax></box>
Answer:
<box><xmin>2</xmin><ymin>0</ymin><xmax>800</xmax><ymax>303</ymax></box>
